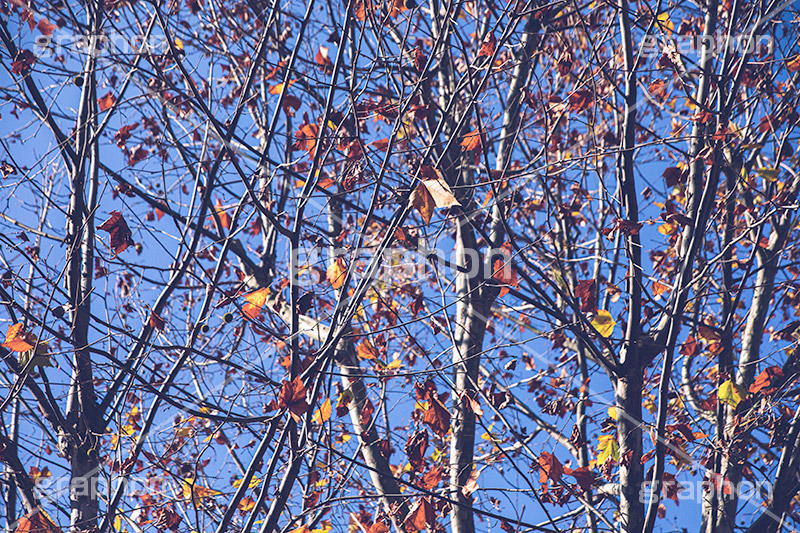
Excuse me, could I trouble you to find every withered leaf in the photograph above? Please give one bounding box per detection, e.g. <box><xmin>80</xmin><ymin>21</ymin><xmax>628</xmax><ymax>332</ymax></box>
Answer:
<box><xmin>98</xmin><ymin>211</ymin><xmax>134</xmax><ymax>256</ymax></box>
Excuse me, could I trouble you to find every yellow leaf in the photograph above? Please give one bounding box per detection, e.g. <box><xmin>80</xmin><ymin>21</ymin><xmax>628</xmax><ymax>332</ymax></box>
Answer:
<box><xmin>718</xmin><ymin>379</ymin><xmax>745</xmax><ymax>408</ymax></box>
<box><xmin>596</xmin><ymin>434</ymin><xmax>619</xmax><ymax>464</ymax></box>
<box><xmin>174</xmin><ymin>37</ymin><xmax>184</xmax><ymax>50</ymax></box>
<box><xmin>607</xmin><ymin>407</ymin><xmax>618</xmax><ymax>420</ymax></box>
<box><xmin>756</xmin><ymin>167</ymin><xmax>779</xmax><ymax>182</ymax></box>
<box><xmin>3</xmin><ymin>322</ymin><xmax>35</xmax><ymax>352</ymax></box>
<box><xmin>591</xmin><ymin>310</ymin><xmax>616</xmax><ymax>338</ymax></box>
<box><xmin>312</xmin><ymin>398</ymin><xmax>332</xmax><ymax>424</ymax></box>
<box><xmin>658</xmin><ymin>222</ymin><xmax>677</xmax><ymax>235</ymax></box>
<box><xmin>232</xmin><ymin>477</ymin><xmax>262</xmax><ymax>489</ymax></box>
<box><xmin>656</xmin><ymin>12</ymin><xmax>674</xmax><ymax>35</ymax></box>
<box><xmin>182</xmin><ymin>478</ymin><xmax>222</xmax><ymax>505</ymax></box>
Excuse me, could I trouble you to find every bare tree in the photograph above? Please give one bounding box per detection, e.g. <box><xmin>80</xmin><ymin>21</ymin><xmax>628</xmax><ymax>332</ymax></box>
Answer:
<box><xmin>2</xmin><ymin>1</ymin><xmax>800</xmax><ymax>533</ymax></box>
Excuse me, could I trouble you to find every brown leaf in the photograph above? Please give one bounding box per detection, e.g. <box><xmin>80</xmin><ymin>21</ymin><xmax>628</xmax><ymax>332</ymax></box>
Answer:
<box><xmin>278</xmin><ymin>376</ymin><xmax>310</xmax><ymax>422</ymax></box>
<box><xmin>314</xmin><ymin>46</ymin><xmax>334</xmax><ymax>71</ymax></box>
<box><xmin>15</xmin><ymin>511</ymin><xmax>61</xmax><ymax>533</ymax></box>
<box><xmin>11</xmin><ymin>50</ymin><xmax>36</xmax><ymax>76</ymax></box>
<box><xmin>564</xmin><ymin>466</ymin><xmax>594</xmax><ymax>492</ymax></box>
<box><xmin>1</xmin><ymin>161</ymin><xmax>16</xmax><ymax>178</ymax></box>
<box><xmin>405</xmin><ymin>429</ymin><xmax>429</xmax><ymax>470</ymax></box>
<box><xmin>460</xmin><ymin>129</ymin><xmax>484</xmax><ymax>153</ymax></box>
<box><xmin>568</xmin><ymin>90</ymin><xmax>593</xmax><ymax>112</ymax></box>
<box><xmin>421</xmin><ymin>175</ymin><xmax>460</xmax><ymax>209</ymax></box>
<box><xmin>149</xmin><ymin>311</ymin><xmax>165</xmax><ymax>330</ymax></box>
<box><xmin>410</xmin><ymin>183</ymin><xmax>435</xmax><ymax>224</ymax></box>
<box><xmin>538</xmin><ymin>451</ymin><xmax>563</xmax><ymax>484</ymax></box>
<box><xmin>749</xmin><ymin>366</ymin><xmax>784</xmax><ymax>395</ymax></box>
<box><xmin>575</xmin><ymin>279</ymin><xmax>597</xmax><ymax>313</ymax></box>
<box><xmin>37</xmin><ymin>18</ymin><xmax>56</xmax><ymax>36</ymax></box>
<box><xmin>356</xmin><ymin>339</ymin><xmax>380</xmax><ymax>360</ymax></box>
<box><xmin>98</xmin><ymin>211</ymin><xmax>134</xmax><ymax>256</ymax></box>
<box><xmin>422</xmin><ymin>391</ymin><xmax>450</xmax><ymax>437</ymax></box>
<box><xmin>477</xmin><ymin>32</ymin><xmax>497</xmax><ymax>58</ymax></box>
<box><xmin>419</xmin><ymin>464</ymin><xmax>443</xmax><ymax>490</ymax></box>
<box><xmin>404</xmin><ymin>497</ymin><xmax>436</xmax><ymax>533</ymax></box>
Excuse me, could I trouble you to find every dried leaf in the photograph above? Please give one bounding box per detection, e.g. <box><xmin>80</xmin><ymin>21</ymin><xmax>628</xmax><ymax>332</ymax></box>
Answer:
<box><xmin>410</xmin><ymin>183</ymin><xmax>435</xmax><ymax>224</ymax></box>
<box><xmin>98</xmin><ymin>211</ymin><xmax>134</xmax><ymax>256</ymax></box>
<box><xmin>356</xmin><ymin>339</ymin><xmax>380</xmax><ymax>360</ymax></box>
<box><xmin>538</xmin><ymin>451</ymin><xmax>563</xmax><ymax>483</ymax></box>
<box><xmin>477</xmin><ymin>32</ymin><xmax>497</xmax><ymax>58</ymax></box>
<box><xmin>278</xmin><ymin>376</ymin><xmax>310</xmax><ymax>421</ymax></box>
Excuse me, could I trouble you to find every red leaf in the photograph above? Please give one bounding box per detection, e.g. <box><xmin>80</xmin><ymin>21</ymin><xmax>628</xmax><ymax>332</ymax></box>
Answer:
<box><xmin>98</xmin><ymin>211</ymin><xmax>134</xmax><ymax>256</ymax></box>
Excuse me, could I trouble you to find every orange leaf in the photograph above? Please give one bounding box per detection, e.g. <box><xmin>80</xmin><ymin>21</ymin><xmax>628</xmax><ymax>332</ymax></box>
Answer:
<box><xmin>2</xmin><ymin>322</ymin><xmax>34</xmax><ymax>352</ymax></box>
<box><xmin>327</xmin><ymin>257</ymin><xmax>347</xmax><ymax>289</ymax></box>
<box><xmin>37</xmin><ymin>18</ymin><xmax>56</xmax><ymax>36</ymax></box>
<box><xmin>420</xmin><ymin>174</ymin><xmax>460</xmax><ymax>209</ymax></box>
<box><xmin>98</xmin><ymin>92</ymin><xmax>116</xmax><ymax>112</ymax></box>
<box><xmin>315</xmin><ymin>46</ymin><xmax>334</xmax><ymax>70</ymax></box>
<box><xmin>410</xmin><ymin>183</ymin><xmax>434</xmax><ymax>224</ymax></box>
<box><xmin>651</xmin><ymin>281</ymin><xmax>671</xmax><ymax>296</ymax></box>
<box><xmin>356</xmin><ymin>339</ymin><xmax>380</xmax><ymax>360</ymax></box>
<box><xmin>749</xmin><ymin>366</ymin><xmax>784</xmax><ymax>394</ymax></box>
<box><xmin>15</xmin><ymin>510</ymin><xmax>61</xmax><ymax>533</ymax></box>
<box><xmin>213</xmin><ymin>199</ymin><xmax>231</xmax><ymax>229</ymax></box>
<box><xmin>477</xmin><ymin>32</ymin><xmax>497</xmax><ymax>58</ymax></box>
<box><xmin>538</xmin><ymin>451</ymin><xmax>563</xmax><ymax>483</ymax></box>
<box><xmin>243</xmin><ymin>287</ymin><xmax>271</xmax><ymax>318</ymax></box>
<box><xmin>460</xmin><ymin>129</ymin><xmax>484</xmax><ymax>153</ymax></box>
<box><xmin>269</xmin><ymin>80</ymin><xmax>295</xmax><ymax>94</ymax></box>
<box><xmin>238</xmin><ymin>496</ymin><xmax>256</xmax><ymax>512</ymax></box>
<box><xmin>369</xmin><ymin>137</ymin><xmax>390</xmax><ymax>151</ymax></box>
